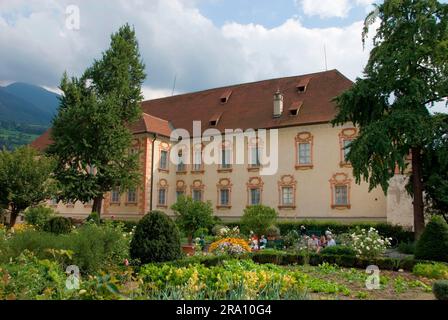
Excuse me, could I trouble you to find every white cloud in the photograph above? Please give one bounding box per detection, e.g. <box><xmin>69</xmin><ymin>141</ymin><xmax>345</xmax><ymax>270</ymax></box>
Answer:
<box><xmin>0</xmin><ymin>0</ymin><xmax>376</xmax><ymax>98</ymax></box>
<box><xmin>297</xmin><ymin>0</ymin><xmax>375</xmax><ymax>19</ymax></box>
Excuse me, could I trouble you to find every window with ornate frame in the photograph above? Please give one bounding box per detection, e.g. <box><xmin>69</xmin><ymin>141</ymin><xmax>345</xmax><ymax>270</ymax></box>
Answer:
<box><xmin>295</xmin><ymin>132</ymin><xmax>313</xmax><ymax>170</ymax></box>
<box><xmin>218</xmin><ymin>140</ymin><xmax>233</xmax><ymax>172</ymax></box>
<box><xmin>157</xmin><ymin>179</ymin><xmax>168</xmax><ymax>208</ymax></box>
<box><xmin>158</xmin><ymin>142</ymin><xmax>170</xmax><ymax>173</ymax></box>
<box><xmin>126</xmin><ymin>188</ymin><xmax>137</xmax><ymax>205</ymax></box>
<box><xmin>191</xmin><ymin>179</ymin><xmax>204</xmax><ymax>202</ymax></box>
<box><xmin>329</xmin><ymin>173</ymin><xmax>352</xmax><ymax>209</ymax></box>
<box><xmin>339</xmin><ymin>128</ymin><xmax>357</xmax><ymax>167</ymax></box>
<box><xmin>111</xmin><ymin>188</ymin><xmax>121</xmax><ymax>205</ymax></box>
<box><xmin>191</xmin><ymin>143</ymin><xmax>204</xmax><ymax>173</ymax></box>
<box><xmin>216</xmin><ymin>178</ymin><xmax>232</xmax><ymax>209</ymax></box>
<box><xmin>246</xmin><ymin>177</ymin><xmax>263</xmax><ymax>206</ymax></box>
<box><xmin>176</xmin><ymin>149</ymin><xmax>187</xmax><ymax>174</ymax></box>
<box><xmin>278</xmin><ymin>175</ymin><xmax>297</xmax><ymax>209</ymax></box>
<box><xmin>175</xmin><ymin>180</ymin><xmax>187</xmax><ymax>200</ymax></box>
<box><xmin>247</xmin><ymin>137</ymin><xmax>263</xmax><ymax>171</ymax></box>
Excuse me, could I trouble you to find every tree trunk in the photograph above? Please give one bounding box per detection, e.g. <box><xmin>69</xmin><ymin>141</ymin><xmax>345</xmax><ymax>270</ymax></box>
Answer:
<box><xmin>92</xmin><ymin>196</ymin><xmax>103</xmax><ymax>219</ymax></box>
<box><xmin>412</xmin><ymin>147</ymin><xmax>425</xmax><ymax>239</ymax></box>
<box><xmin>8</xmin><ymin>208</ymin><xmax>19</xmax><ymax>229</ymax></box>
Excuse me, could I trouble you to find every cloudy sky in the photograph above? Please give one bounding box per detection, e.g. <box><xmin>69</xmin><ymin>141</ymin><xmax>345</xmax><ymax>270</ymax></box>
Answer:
<box><xmin>0</xmin><ymin>0</ymin><xmax>446</xmax><ymax>112</ymax></box>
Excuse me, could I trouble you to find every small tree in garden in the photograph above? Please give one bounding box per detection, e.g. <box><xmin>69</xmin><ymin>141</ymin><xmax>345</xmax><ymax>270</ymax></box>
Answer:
<box><xmin>130</xmin><ymin>211</ymin><xmax>181</xmax><ymax>264</ymax></box>
<box><xmin>24</xmin><ymin>206</ymin><xmax>56</xmax><ymax>230</ymax></box>
<box><xmin>415</xmin><ymin>216</ymin><xmax>448</xmax><ymax>262</ymax></box>
<box><xmin>241</xmin><ymin>205</ymin><xmax>278</xmax><ymax>236</ymax></box>
<box><xmin>171</xmin><ymin>196</ymin><xmax>214</xmax><ymax>244</ymax></box>
<box><xmin>0</xmin><ymin>147</ymin><xmax>56</xmax><ymax>228</ymax></box>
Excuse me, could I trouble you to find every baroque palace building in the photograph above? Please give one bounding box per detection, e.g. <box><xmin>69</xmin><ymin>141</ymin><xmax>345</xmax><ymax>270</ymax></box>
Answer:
<box><xmin>31</xmin><ymin>70</ymin><xmax>414</xmax><ymax>228</ymax></box>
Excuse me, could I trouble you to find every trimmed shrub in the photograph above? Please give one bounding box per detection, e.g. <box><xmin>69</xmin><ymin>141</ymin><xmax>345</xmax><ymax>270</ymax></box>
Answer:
<box><xmin>266</xmin><ymin>225</ymin><xmax>281</xmax><ymax>238</ymax></box>
<box><xmin>130</xmin><ymin>211</ymin><xmax>181</xmax><ymax>264</ymax></box>
<box><xmin>398</xmin><ymin>241</ymin><xmax>416</xmax><ymax>254</ymax></box>
<box><xmin>240</xmin><ymin>205</ymin><xmax>278</xmax><ymax>236</ymax></box>
<box><xmin>412</xmin><ymin>262</ymin><xmax>448</xmax><ymax>279</ymax></box>
<box><xmin>320</xmin><ymin>245</ymin><xmax>356</xmax><ymax>256</ymax></box>
<box><xmin>433</xmin><ymin>280</ymin><xmax>448</xmax><ymax>300</ymax></box>
<box><xmin>415</xmin><ymin>216</ymin><xmax>448</xmax><ymax>262</ymax></box>
<box><xmin>274</xmin><ymin>221</ymin><xmax>414</xmax><ymax>244</ymax></box>
<box><xmin>43</xmin><ymin>216</ymin><xmax>72</xmax><ymax>234</ymax></box>
<box><xmin>23</xmin><ymin>206</ymin><xmax>55</xmax><ymax>230</ymax></box>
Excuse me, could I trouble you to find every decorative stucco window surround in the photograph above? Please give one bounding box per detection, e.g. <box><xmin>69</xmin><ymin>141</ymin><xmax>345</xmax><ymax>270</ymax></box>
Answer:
<box><xmin>246</xmin><ymin>177</ymin><xmax>264</xmax><ymax>206</ymax></box>
<box><xmin>126</xmin><ymin>188</ymin><xmax>138</xmax><ymax>206</ymax></box>
<box><xmin>218</xmin><ymin>140</ymin><xmax>233</xmax><ymax>173</ymax></box>
<box><xmin>329</xmin><ymin>173</ymin><xmax>352</xmax><ymax>209</ymax></box>
<box><xmin>295</xmin><ymin>131</ymin><xmax>314</xmax><ymax>170</ymax></box>
<box><xmin>191</xmin><ymin>179</ymin><xmax>205</xmax><ymax>202</ymax></box>
<box><xmin>158</xmin><ymin>142</ymin><xmax>170</xmax><ymax>173</ymax></box>
<box><xmin>191</xmin><ymin>143</ymin><xmax>205</xmax><ymax>174</ymax></box>
<box><xmin>247</xmin><ymin>137</ymin><xmax>263</xmax><ymax>172</ymax></box>
<box><xmin>176</xmin><ymin>147</ymin><xmax>187</xmax><ymax>174</ymax></box>
<box><xmin>175</xmin><ymin>180</ymin><xmax>187</xmax><ymax>200</ymax></box>
<box><xmin>110</xmin><ymin>188</ymin><xmax>121</xmax><ymax>206</ymax></box>
<box><xmin>157</xmin><ymin>179</ymin><xmax>168</xmax><ymax>208</ymax></box>
<box><xmin>339</xmin><ymin>128</ymin><xmax>357</xmax><ymax>168</ymax></box>
<box><xmin>278</xmin><ymin>175</ymin><xmax>297</xmax><ymax>209</ymax></box>
<box><xmin>216</xmin><ymin>178</ymin><xmax>232</xmax><ymax>209</ymax></box>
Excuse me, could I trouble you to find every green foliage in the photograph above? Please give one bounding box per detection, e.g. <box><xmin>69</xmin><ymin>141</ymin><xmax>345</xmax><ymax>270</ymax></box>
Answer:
<box><xmin>0</xmin><ymin>251</ymin><xmax>68</xmax><ymax>300</ymax></box>
<box><xmin>331</xmin><ymin>0</ymin><xmax>448</xmax><ymax>237</ymax></box>
<box><xmin>266</xmin><ymin>225</ymin><xmax>281</xmax><ymax>238</ymax></box>
<box><xmin>320</xmin><ymin>245</ymin><xmax>356</xmax><ymax>256</ymax></box>
<box><xmin>415</xmin><ymin>216</ymin><xmax>448</xmax><ymax>262</ymax></box>
<box><xmin>130</xmin><ymin>211</ymin><xmax>181</xmax><ymax>264</ymax></box>
<box><xmin>398</xmin><ymin>241</ymin><xmax>416</xmax><ymax>255</ymax></box>
<box><xmin>433</xmin><ymin>280</ymin><xmax>448</xmax><ymax>300</ymax></box>
<box><xmin>68</xmin><ymin>222</ymin><xmax>130</xmax><ymax>274</ymax></box>
<box><xmin>48</xmin><ymin>24</ymin><xmax>146</xmax><ymax>214</ymax></box>
<box><xmin>422</xmin><ymin>114</ymin><xmax>448</xmax><ymax>221</ymax></box>
<box><xmin>229</xmin><ymin>220</ymin><xmax>414</xmax><ymax>244</ymax></box>
<box><xmin>412</xmin><ymin>262</ymin><xmax>448</xmax><ymax>280</ymax></box>
<box><xmin>240</xmin><ymin>205</ymin><xmax>278</xmax><ymax>236</ymax></box>
<box><xmin>43</xmin><ymin>216</ymin><xmax>72</xmax><ymax>235</ymax></box>
<box><xmin>1</xmin><ymin>223</ymin><xmax>130</xmax><ymax>274</ymax></box>
<box><xmin>86</xmin><ymin>212</ymin><xmax>101</xmax><ymax>225</ymax></box>
<box><xmin>171</xmin><ymin>196</ymin><xmax>214</xmax><ymax>241</ymax></box>
<box><xmin>193</xmin><ymin>227</ymin><xmax>209</xmax><ymax>238</ymax></box>
<box><xmin>23</xmin><ymin>206</ymin><xmax>55</xmax><ymax>230</ymax></box>
<box><xmin>0</xmin><ymin>146</ymin><xmax>56</xmax><ymax>227</ymax></box>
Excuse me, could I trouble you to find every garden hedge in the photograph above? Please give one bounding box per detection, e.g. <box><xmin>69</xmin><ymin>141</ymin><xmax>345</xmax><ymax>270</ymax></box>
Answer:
<box><xmin>433</xmin><ymin>280</ymin><xmax>448</xmax><ymax>300</ymax></box>
<box><xmin>165</xmin><ymin>249</ymin><xmax>433</xmax><ymax>272</ymax></box>
<box><xmin>225</xmin><ymin>220</ymin><xmax>414</xmax><ymax>244</ymax></box>
<box><xmin>415</xmin><ymin>216</ymin><xmax>448</xmax><ymax>262</ymax></box>
<box><xmin>250</xmin><ymin>250</ymin><xmax>430</xmax><ymax>271</ymax></box>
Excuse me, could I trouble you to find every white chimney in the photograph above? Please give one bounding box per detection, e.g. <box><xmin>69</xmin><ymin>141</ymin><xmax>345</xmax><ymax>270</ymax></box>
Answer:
<box><xmin>273</xmin><ymin>89</ymin><xmax>283</xmax><ymax>118</ymax></box>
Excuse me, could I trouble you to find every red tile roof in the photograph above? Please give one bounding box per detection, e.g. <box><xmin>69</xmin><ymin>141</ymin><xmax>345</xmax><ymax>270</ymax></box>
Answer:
<box><xmin>30</xmin><ymin>69</ymin><xmax>352</xmax><ymax>151</ymax></box>
<box><xmin>30</xmin><ymin>113</ymin><xmax>172</xmax><ymax>151</ymax></box>
<box><xmin>141</xmin><ymin>69</ymin><xmax>352</xmax><ymax>135</ymax></box>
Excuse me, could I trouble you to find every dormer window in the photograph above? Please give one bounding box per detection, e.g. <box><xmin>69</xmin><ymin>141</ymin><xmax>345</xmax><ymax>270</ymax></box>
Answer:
<box><xmin>209</xmin><ymin>112</ymin><xmax>223</xmax><ymax>126</ymax></box>
<box><xmin>289</xmin><ymin>101</ymin><xmax>303</xmax><ymax>116</ymax></box>
<box><xmin>220</xmin><ymin>90</ymin><xmax>232</xmax><ymax>104</ymax></box>
<box><xmin>296</xmin><ymin>78</ymin><xmax>310</xmax><ymax>93</ymax></box>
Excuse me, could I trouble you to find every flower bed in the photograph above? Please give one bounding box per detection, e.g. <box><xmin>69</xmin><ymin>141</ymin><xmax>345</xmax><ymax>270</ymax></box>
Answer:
<box><xmin>209</xmin><ymin>238</ymin><xmax>251</xmax><ymax>255</ymax></box>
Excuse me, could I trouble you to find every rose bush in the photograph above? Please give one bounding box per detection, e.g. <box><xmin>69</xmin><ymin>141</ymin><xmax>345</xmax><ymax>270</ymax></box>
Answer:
<box><xmin>350</xmin><ymin>227</ymin><xmax>391</xmax><ymax>258</ymax></box>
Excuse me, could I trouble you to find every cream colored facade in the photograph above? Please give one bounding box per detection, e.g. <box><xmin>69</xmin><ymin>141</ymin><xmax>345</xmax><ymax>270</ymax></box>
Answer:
<box><xmin>47</xmin><ymin>122</ymin><xmax>414</xmax><ymax>229</ymax></box>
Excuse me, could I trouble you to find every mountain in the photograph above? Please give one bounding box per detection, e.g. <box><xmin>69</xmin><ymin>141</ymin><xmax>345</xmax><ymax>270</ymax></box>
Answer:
<box><xmin>0</xmin><ymin>82</ymin><xmax>60</xmax><ymax>125</ymax></box>
<box><xmin>0</xmin><ymin>82</ymin><xmax>60</xmax><ymax>149</ymax></box>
